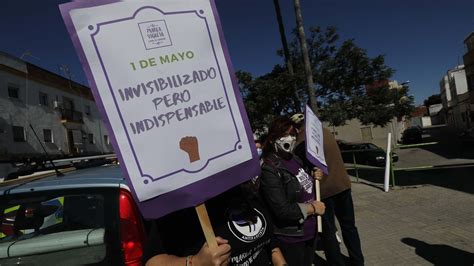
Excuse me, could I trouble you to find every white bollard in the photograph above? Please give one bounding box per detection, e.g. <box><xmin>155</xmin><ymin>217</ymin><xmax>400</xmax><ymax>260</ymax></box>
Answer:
<box><xmin>384</xmin><ymin>133</ymin><xmax>392</xmax><ymax>192</ymax></box>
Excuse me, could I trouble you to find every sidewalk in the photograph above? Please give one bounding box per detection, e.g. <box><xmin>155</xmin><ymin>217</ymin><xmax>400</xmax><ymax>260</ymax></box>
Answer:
<box><xmin>316</xmin><ymin>181</ymin><xmax>474</xmax><ymax>265</ymax></box>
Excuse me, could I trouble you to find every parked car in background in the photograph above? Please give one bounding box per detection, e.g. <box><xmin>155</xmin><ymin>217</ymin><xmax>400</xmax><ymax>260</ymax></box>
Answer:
<box><xmin>401</xmin><ymin>126</ymin><xmax>423</xmax><ymax>144</ymax></box>
<box><xmin>337</xmin><ymin>141</ymin><xmax>399</xmax><ymax>167</ymax></box>
<box><xmin>0</xmin><ymin>164</ymin><xmax>145</xmax><ymax>265</ymax></box>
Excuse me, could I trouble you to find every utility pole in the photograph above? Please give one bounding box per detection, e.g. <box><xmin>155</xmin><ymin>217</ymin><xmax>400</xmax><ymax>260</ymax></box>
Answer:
<box><xmin>272</xmin><ymin>0</ymin><xmax>302</xmax><ymax>112</ymax></box>
<box><xmin>273</xmin><ymin>0</ymin><xmax>294</xmax><ymax>75</ymax></box>
<box><xmin>293</xmin><ymin>0</ymin><xmax>318</xmax><ymax>114</ymax></box>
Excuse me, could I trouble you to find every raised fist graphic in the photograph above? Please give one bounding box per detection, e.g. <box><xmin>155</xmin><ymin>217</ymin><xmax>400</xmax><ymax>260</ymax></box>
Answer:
<box><xmin>179</xmin><ymin>136</ymin><xmax>200</xmax><ymax>163</ymax></box>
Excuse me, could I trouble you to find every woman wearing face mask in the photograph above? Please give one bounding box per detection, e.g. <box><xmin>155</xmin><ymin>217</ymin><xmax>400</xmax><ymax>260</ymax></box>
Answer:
<box><xmin>259</xmin><ymin>117</ymin><xmax>326</xmax><ymax>266</ymax></box>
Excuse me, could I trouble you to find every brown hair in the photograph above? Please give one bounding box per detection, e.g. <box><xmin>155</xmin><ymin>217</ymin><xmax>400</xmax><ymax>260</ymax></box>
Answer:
<box><xmin>262</xmin><ymin>116</ymin><xmax>294</xmax><ymax>158</ymax></box>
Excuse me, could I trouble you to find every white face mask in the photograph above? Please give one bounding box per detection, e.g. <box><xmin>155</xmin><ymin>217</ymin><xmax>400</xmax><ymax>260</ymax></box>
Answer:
<box><xmin>257</xmin><ymin>148</ymin><xmax>263</xmax><ymax>157</ymax></box>
<box><xmin>275</xmin><ymin>135</ymin><xmax>296</xmax><ymax>153</ymax></box>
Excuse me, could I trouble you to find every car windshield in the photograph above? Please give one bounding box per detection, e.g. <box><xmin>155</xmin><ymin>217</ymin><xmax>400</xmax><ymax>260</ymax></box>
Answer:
<box><xmin>339</xmin><ymin>143</ymin><xmax>363</xmax><ymax>151</ymax></box>
<box><xmin>0</xmin><ymin>188</ymin><xmax>118</xmax><ymax>265</ymax></box>
<box><xmin>366</xmin><ymin>143</ymin><xmax>379</xmax><ymax>150</ymax></box>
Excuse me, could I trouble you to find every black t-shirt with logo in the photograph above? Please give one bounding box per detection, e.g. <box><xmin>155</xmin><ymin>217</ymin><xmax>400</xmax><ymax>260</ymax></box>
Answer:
<box><xmin>143</xmin><ymin>186</ymin><xmax>277</xmax><ymax>266</ymax></box>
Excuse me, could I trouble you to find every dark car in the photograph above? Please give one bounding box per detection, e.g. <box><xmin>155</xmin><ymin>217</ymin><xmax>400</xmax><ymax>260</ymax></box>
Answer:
<box><xmin>337</xmin><ymin>141</ymin><xmax>399</xmax><ymax>167</ymax></box>
<box><xmin>401</xmin><ymin>127</ymin><xmax>423</xmax><ymax>144</ymax></box>
<box><xmin>0</xmin><ymin>164</ymin><xmax>146</xmax><ymax>265</ymax></box>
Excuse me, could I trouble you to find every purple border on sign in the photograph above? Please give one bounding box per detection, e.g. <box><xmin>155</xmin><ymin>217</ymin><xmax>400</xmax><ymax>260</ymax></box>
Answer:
<box><xmin>88</xmin><ymin>6</ymin><xmax>242</xmax><ymax>183</ymax></box>
<box><xmin>137</xmin><ymin>19</ymin><xmax>173</xmax><ymax>50</ymax></box>
<box><xmin>305</xmin><ymin>143</ymin><xmax>329</xmax><ymax>175</ymax></box>
<box><xmin>305</xmin><ymin>105</ymin><xmax>329</xmax><ymax>175</ymax></box>
<box><xmin>59</xmin><ymin>0</ymin><xmax>259</xmax><ymax>219</ymax></box>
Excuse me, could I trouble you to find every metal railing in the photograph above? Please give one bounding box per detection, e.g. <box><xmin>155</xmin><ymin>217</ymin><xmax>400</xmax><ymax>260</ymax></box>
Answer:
<box><xmin>343</xmin><ymin>142</ymin><xmax>439</xmax><ymax>190</ymax></box>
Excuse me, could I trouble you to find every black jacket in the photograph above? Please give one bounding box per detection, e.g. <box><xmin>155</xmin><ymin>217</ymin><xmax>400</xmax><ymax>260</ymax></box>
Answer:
<box><xmin>260</xmin><ymin>154</ymin><xmax>309</xmax><ymax>237</ymax></box>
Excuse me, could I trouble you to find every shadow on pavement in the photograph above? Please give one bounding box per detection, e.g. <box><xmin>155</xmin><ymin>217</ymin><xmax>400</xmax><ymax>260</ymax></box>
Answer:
<box><xmin>313</xmin><ymin>252</ymin><xmax>351</xmax><ymax>266</ymax></box>
<box><xmin>401</xmin><ymin>237</ymin><xmax>473</xmax><ymax>265</ymax></box>
<box><xmin>348</xmin><ymin>167</ymin><xmax>474</xmax><ymax>194</ymax></box>
<box><xmin>415</xmin><ymin>127</ymin><xmax>474</xmax><ymax>160</ymax></box>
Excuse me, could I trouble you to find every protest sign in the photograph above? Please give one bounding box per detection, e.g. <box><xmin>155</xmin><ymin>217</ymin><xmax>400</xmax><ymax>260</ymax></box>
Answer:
<box><xmin>59</xmin><ymin>0</ymin><xmax>259</xmax><ymax>219</ymax></box>
<box><xmin>305</xmin><ymin>105</ymin><xmax>328</xmax><ymax>175</ymax></box>
<box><xmin>305</xmin><ymin>105</ymin><xmax>327</xmax><ymax>232</ymax></box>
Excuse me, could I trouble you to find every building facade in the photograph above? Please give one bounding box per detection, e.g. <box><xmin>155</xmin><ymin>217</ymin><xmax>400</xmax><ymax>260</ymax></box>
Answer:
<box><xmin>0</xmin><ymin>52</ymin><xmax>113</xmax><ymax>161</ymax></box>
<box><xmin>439</xmin><ymin>64</ymin><xmax>472</xmax><ymax>131</ymax></box>
<box><xmin>324</xmin><ymin>117</ymin><xmax>408</xmax><ymax>148</ymax></box>
<box><xmin>439</xmin><ymin>74</ymin><xmax>453</xmax><ymax>127</ymax></box>
<box><xmin>462</xmin><ymin>32</ymin><xmax>474</xmax><ymax>130</ymax></box>
<box><xmin>428</xmin><ymin>103</ymin><xmax>444</xmax><ymax>125</ymax></box>
<box><xmin>327</xmin><ymin>79</ymin><xmax>412</xmax><ymax>148</ymax></box>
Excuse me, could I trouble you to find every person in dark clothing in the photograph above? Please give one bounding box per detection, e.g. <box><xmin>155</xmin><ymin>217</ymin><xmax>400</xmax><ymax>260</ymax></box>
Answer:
<box><xmin>259</xmin><ymin>117</ymin><xmax>326</xmax><ymax>266</ymax></box>
<box><xmin>143</xmin><ymin>183</ymin><xmax>287</xmax><ymax>266</ymax></box>
<box><xmin>291</xmin><ymin>113</ymin><xmax>364</xmax><ymax>266</ymax></box>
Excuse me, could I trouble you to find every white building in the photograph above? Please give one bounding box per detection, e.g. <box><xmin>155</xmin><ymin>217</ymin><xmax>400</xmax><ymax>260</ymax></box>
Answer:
<box><xmin>0</xmin><ymin>51</ymin><xmax>113</xmax><ymax>162</ymax></box>
<box><xmin>428</xmin><ymin>103</ymin><xmax>444</xmax><ymax>125</ymax></box>
<box><xmin>323</xmin><ymin>117</ymin><xmax>407</xmax><ymax>148</ymax></box>
<box><xmin>440</xmin><ymin>74</ymin><xmax>454</xmax><ymax>127</ymax></box>
<box><xmin>326</xmin><ymin>79</ymin><xmax>412</xmax><ymax>147</ymax></box>
<box><xmin>440</xmin><ymin>65</ymin><xmax>471</xmax><ymax>131</ymax></box>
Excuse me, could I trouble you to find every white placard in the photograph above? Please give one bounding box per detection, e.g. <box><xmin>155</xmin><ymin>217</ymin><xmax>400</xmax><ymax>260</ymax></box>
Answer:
<box><xmin>305</xmin><ymin>105</ymin><xmax>328</xmax><ymax>174</ymax></box>
<box><xmin>61</xmin><ymin>0</ymin><xmax>256</xmax><ymax>205</ymax></box>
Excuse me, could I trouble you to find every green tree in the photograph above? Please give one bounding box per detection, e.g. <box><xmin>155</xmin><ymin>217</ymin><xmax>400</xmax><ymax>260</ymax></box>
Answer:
<box><xmin>237</xmin><ymin>66</ymin><xmax>300</xmax><ymax>130</ymax></box>
<box><xmin>237</xmin><ymin>26</ymin><xmax>415</xmax><ymax>128</ymax></box>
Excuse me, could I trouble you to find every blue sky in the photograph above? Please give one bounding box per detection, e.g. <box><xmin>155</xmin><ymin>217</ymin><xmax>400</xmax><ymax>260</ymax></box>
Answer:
<box><xmin>1</xmin><ymin>0</ymin><xmax>473</xmax><ymax>104</ymax></box>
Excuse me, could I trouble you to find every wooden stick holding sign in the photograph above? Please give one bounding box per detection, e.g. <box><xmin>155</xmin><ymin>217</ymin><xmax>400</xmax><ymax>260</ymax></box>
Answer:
<box><xmin>195</xmin><ymin>203</ymin><xmax>218</xmax><ymax>249</ymax></box>
<box><xmin>315</xmin><ymin>179</ymin><xmax>322</xmax><ymax>233</ymax></box>
<box><xmin>305</xmin><ymin>105</ymin><xmax>328</xmax><ymax>234</ymax></box>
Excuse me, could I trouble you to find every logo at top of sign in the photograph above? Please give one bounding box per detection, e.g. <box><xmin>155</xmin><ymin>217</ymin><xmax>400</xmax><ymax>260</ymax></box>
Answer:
<box><xmin>138</xmin><ymin>20</ymin><xmax>172</xmax><ymax>50</ymax></box>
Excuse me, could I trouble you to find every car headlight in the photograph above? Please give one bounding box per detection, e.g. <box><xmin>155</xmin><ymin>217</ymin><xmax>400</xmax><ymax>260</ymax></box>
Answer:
<box><xmin>376</xmin><ymin>156</ymin><xmax>385</xmax><ymax>161</ymax></box>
